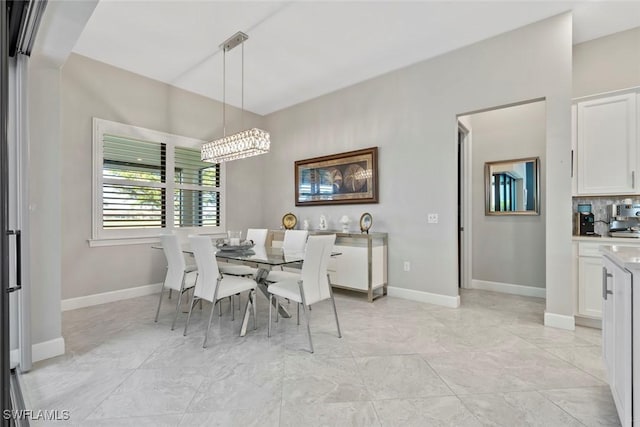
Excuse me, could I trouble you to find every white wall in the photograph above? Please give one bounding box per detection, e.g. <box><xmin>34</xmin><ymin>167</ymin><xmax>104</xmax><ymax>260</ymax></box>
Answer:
<box><xmin>469</xmin><ymin>101</ymin><xmax>546</xmax><ymax>289</ymax></box>
<box><xmin>573</xmin><ymin>26</ymin><xmax>640</xmax><ymax>97</ymax></box>
<box><xmin>263</xmin><ymin>14</ymin><xmax>572</xmax><ymax>319</ymax></box>
<box><xmin>60</xmin><ymin>54</ymin><xmax>266</xmax><ymax>299</ymax></box>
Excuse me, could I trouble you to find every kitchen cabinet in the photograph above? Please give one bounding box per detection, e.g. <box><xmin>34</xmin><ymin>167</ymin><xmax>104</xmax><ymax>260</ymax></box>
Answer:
<box><xmin>601</xmin><ymin>249</ymin><xmax>635</xmax><ymax>427</ymax></box>
<box><xmin>572</xmin><ymin>238</ymin><xmax>640</xmax><ymax>327</ymax></box>
<box><xmin>574</xmin><ymin>92</ymin><xmax>637</xmax><ymax>195</ymax></box>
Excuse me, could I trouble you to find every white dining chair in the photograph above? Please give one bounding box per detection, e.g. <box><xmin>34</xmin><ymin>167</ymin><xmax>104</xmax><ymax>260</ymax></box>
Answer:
<box><xmin>267</xmin><ymin>234</ymin><xmax>341</xmax><ymax>353</ymax></box>
<box><xmin>266</xmin><ymin>229</ymin><xmax>308</xmax><ymax>282</ymax></box>
<box><xmin>155</xmin><ymin>234</ymin><xmax>199</xmax><ymax>330</ymax></box>
<box><xmin>219</xmin><ymin>228</ymin><xmax>268</xmax><ymax>277</ymax></box>
<box><xmin>184</xmin><ymin>235</ymin><xmax>258</xmax><ymax>348</ymax></box>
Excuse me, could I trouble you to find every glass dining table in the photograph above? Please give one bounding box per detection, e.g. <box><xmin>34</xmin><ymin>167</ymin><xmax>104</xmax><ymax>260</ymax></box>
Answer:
<box><xmin>215</xmin><ymin>245</ymin><xmax>304</xmax><ymax>336</ymax></box>
<box><xmin>153</xmin><ymin>243</ymin><xmax>304</xmax><ymax>336</ymax></box>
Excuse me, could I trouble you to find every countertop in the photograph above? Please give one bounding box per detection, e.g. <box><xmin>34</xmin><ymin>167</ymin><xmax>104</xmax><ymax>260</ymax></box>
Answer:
<box><xmin>573</xmin><ymin>235</ymin><xmax>640</xmax><ymax>243</ymax></box>
<box><xmin>601</xmin><ymin>245</ymin><xmax>640</xmax><ymax>270</ymax></box>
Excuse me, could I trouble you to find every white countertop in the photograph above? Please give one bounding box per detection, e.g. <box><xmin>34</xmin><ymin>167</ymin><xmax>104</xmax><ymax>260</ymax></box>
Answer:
<box><xmin>573</xmin><ymin>235</ymin><xmax>640</xmax><ymax>243</ymax></box>
<box><xmin>601</xmin><ymin>245</ymin><xmax>640</xmax><ymax>270</ymax></box>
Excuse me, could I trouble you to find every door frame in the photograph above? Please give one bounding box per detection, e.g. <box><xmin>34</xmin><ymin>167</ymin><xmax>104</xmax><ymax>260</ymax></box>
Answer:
<box><xmin>457</xmin><ymin>119</ymin><xmax>472</xmax><ymax>290</ymax></box>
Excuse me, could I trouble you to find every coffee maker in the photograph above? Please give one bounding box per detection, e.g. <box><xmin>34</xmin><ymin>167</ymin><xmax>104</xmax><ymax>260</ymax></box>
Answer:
<box><xmin>608</xmin><ymin>203</ymin><xmax>640</xmax><ymax>238</ymax></box>
<box><xmin>575</xmin><ymin>203</ymin><xmax>595</xmax><ymax>236</ymax></box>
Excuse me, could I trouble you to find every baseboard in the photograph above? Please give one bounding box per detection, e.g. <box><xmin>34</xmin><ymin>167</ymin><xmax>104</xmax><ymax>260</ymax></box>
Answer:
<box><xmin>471</xmin><ymin>280</ymin><xmax>546</xmax><ymax>299</ymax></box>
<box><xmin>575</xmin><ymin>315</ymin><xmax>602</xmax><ymax>330</ymax></box>
<box><xmin>544</xmin><ymin>311</ymin><xmax>575</xmax><ymax>331</ymax></box>
<box><xmin>61</xmin><ymin>283</ymin><xmax>162</xmax><ymax>311</ymax></box>
<box><xmin>387</xmin><ymin>286</ymin><xmax>460</xmax><ymax>308</ymax></box>
<box><xmin>10</xmin><ymin>336</ymin><xmax>65</xmax><ymax>364</ymax></box>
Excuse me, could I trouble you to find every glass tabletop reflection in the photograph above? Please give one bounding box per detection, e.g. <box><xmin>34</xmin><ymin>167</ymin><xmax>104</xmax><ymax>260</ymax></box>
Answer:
<box><xmin>214</xmin><ymin>246</ymin><xmax>304</xmax><ymax>266</ymax></box>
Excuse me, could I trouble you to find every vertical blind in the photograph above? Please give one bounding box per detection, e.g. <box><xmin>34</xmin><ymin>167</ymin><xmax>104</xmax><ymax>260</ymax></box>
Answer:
<box><xmin>102</xmin><ymin>134</ymin><xmax>220</xmax><ymax>230</ymax></box>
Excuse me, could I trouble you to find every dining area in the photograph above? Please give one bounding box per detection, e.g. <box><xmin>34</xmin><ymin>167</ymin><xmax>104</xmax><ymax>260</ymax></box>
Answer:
<box><xmin>154</xmin><ymin>229</ymin><xmax>342</xmax><ymax>353</ymax></box>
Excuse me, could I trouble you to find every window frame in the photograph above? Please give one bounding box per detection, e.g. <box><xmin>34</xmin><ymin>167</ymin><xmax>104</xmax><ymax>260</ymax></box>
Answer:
<box><xmin>91</xmin><ymin>118</ymin><xmax>225</xmax><ymax>246</ymax></box>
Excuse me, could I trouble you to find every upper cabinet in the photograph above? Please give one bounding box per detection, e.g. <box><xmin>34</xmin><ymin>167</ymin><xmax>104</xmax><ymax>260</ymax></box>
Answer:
<box><xmin>574</xmin><ymin>92</ymin><xmax>638</xmax><ymax>196</ymax></box>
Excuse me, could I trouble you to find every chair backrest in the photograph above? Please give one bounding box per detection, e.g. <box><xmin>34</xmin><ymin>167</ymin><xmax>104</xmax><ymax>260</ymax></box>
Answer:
<box><xmin>188</xmin><ymin>235</ymin><xmax>220</xmax><ymax>302</ymax></box>
<box><xmin>300</xmin><ymin>234</ymin><xmax>336</xmax><ymax>305</ymax></box>
<box><xmin>246</xmin><ymin>228</ymin><xmax>268</xmax><ymax>247</ymax></box>
<box><xmin>282</xmin><ymin>229</ymin><xmax>308</xmax><ymax>252</ymax></box>
<box><xmin>161</xmin><ymin>234</ymin><xmax>187</xmax><ymax>292</ymax></box>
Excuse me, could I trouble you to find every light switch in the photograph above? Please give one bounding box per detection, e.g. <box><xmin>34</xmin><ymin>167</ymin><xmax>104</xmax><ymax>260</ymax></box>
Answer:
<box><xmin>428</xmin><ymin>213</ymin><xmax>438</xmax><ymax>224</ymax></box>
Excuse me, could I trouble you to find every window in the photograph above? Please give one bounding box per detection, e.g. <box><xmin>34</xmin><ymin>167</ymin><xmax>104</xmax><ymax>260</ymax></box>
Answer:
<box><xmin>93</xmin><ymin>118</ymin><xmax>224</xmax><ymax>243</ymax></box>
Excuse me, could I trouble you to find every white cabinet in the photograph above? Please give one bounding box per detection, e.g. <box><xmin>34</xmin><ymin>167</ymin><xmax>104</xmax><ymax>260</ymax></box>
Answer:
<box><xmin>575</xmin><ymin>93</ymin><xmax>637</xmax><ymax>195</ymax></box>
<box><xmin>602</xmin><ymin>255</ymin><xmax>633</xmax><ymax>426</ymax></box>
<box><xmin>578</xmin><ymin>256</ymin><xmax>603</xmax><ymax>318</ymax></box>
<box><xmin>573</xmin><ymin>239</ymin><xmax>640</xmax><ymax>324</ymax></box>
<box><xmin>268</xmin><ymin>230</ymin><xmax>388</xmax><ymax>302</ymax></box>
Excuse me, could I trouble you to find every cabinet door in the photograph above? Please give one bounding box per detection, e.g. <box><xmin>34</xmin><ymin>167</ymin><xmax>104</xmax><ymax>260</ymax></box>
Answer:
<box><xmin>602</xmin><ymin>257</ymin><xmax>632</xmax><ymax>427</ymax></box>
<box><xmin>577</xmin><ymin>94</ymin><xmax>637</xmax><ymax>195</ymax></box>
<box><xmin>578</xmin><ymin>257</ymin><xmax>603</xmax><ymax>318</ymax></box>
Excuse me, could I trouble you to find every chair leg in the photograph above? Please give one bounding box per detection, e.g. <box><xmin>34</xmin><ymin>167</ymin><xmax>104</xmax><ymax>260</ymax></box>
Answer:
<box><xmin>168</xmin><ymin>289</ymin><xmax>172</xmax><ymax>299</ymax></box>
<box><xmin>231</xmin><ymin>296</ymin><xmax>235</xmax><ymax>321</ymax></box>
<box><xmin>183</xmin><ymin>291</ymin><xmax>197</xmax><ymax>336</ymax></box>
<box><xmin>252</xmin><ymin>290</ymin><xmax>257</xmax><ymax>330</ymax></box>
<box><xmin>204</xmin><ymin>300</ymin><xmax>217</xmax><ymax>348</ymax></box>
<box><xmin>268</xmin><ymin>294</ymin><xmax>273</xmax><ymax>337</ymax></box>
<box><xmin>275</xmin><ymin>299</ymin><xmax>279</xmax><ymax>323</ymax></box>
<box><xmin>299</xmin><ymin>284</ymin><xmax>313</xmax><ymax>353</ymax></box>
<box><xmin>328</xmin><ymin>275</ymin><xmax>342</xmax><ymax>338</ymax></box>
<box><xmin>297</xmin><ymin>303</ymin><xmax>300</xmax><ymax>325</ymax></box>
<box><xmin>299</xmin><ymin>301</ymin><xmax>314</xmax><ymax>354</ymax></box>
<box><xmin>171</xmin><ymin>286</ymin><xmax>185</xmax><ymax>331</ymax></box>
<box><xmin>154</xmin><ymin>282</ymin><xmax>166</xmax><ymax>322</ymax></box>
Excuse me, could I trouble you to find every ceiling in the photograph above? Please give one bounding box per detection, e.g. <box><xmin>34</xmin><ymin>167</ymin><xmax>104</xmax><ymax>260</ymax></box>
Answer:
<box><xmin>71</xmin><ymin>1</ymin><xmax>640</xmax><ymax>116</ymax></box>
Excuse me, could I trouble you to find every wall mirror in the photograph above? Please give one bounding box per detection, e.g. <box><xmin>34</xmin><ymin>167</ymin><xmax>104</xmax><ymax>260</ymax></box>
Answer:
<box><xmin>485</xmin><ymin>157</ymin><xmax>540</xmax><ymax>215</ymax></box>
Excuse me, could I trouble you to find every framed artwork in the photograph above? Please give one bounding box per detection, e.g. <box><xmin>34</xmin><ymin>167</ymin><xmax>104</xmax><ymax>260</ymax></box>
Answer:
<box><xmin>295</xmin><ymin>147</ymin><xmax>378</xmax><ymax>206</ymax></box>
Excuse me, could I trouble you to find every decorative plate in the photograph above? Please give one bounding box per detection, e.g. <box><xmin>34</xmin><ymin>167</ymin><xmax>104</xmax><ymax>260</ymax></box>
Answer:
<box><xmin>282</xmin><ymin>212</ymin><xmax>297</xmax><ymax>230</ymax></box>
<box><xmin>359</xmin><ymin>212</ymin><xmax>373</xmax><ymax>233</ymax></box>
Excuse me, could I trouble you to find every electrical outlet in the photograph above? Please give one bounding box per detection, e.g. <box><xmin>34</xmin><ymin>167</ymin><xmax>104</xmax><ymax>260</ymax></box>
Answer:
<box><xmin>428</xmin><ymin>213</ymin><xmax>438</xmax><ymax>224</ymax></box>
<box><xmin>403</xmin><ymin>261</ymin><xmax>411</xmax><ymax>271</ymax></box>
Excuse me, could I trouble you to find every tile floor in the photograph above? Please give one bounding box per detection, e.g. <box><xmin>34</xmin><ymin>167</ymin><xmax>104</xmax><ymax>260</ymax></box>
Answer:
<box><xmin>21</xmin><ymin>289</ymin><xmax>620</xmax><ymax>426</ymax></box>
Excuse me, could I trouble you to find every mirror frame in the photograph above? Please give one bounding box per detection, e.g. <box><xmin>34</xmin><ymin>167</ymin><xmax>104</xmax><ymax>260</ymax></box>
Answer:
<box><xmin>485</xmin><ymin>156</ymin><xmax>540</xmax><ymax>216</ymax></box>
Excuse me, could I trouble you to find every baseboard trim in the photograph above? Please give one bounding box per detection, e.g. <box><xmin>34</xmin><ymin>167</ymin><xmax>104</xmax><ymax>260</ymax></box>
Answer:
<box><xmin>471</xmin><ymin>280</ymin><xmax>546</xmax><ymax>299</ymax></box>
<box><xmin>61</xmin><ymin>283</ymin><xmax>162</xmax><ymax>311</ymax></box>
<box><xmin>575</xmin><ymin>315</ymin><xmax>602</xmax><ymax>330</ymax></box>
<box><xmin>544</xmin><ymin>311</ymin><xmax>575</xmax><ymax>330</ymax></box>
<box><xmin>387</xmin><ymin>286</ymin><xmax>460</xmax><ymax>308</ymax></box>
<box><xmin>11</xmin><ymin>337</ymin><xmax>65</xmax><ymax>364</ymax></box>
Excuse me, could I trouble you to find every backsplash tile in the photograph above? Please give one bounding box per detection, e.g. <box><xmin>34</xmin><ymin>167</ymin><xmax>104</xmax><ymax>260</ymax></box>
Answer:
<box><xmin>572</xmin><ymin>196</ymin><xmax>640</xmax><ymax>236</ymax></box>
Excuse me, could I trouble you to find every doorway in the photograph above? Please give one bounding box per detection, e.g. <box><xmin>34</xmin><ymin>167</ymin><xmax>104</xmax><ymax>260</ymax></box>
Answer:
<box><xmin>457</xmin><ymin>100</ymin><xmax>546</xmax><ymax>299</ymax></box>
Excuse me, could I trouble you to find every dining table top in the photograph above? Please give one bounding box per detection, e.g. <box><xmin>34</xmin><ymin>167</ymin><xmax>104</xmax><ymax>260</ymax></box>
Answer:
<box><xmin>152</xmin><ymin>242</ymin><xmax>305</xmax><ymax>267</ymax></box>
<box><xmin>214</xmin><ymin>246</ymin><xmax>305</xmax><ymax>266</ymax></box>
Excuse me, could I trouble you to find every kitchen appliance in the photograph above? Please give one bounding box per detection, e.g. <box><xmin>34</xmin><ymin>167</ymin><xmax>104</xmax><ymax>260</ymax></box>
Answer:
<box><xmin>575</xmin><ymin>211</ymin><xmax>595</xmax><ymax>235</ymax></box>
<box><xmin>608</xmin><ymin>203</ymin><xmax>640</xmax><ymax>237</ymax></box>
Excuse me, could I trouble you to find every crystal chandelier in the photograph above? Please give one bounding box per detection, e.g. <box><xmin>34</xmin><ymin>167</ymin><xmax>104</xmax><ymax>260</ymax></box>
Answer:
<box><xmin>201</xmin><ymin>31</ymin><xmax>270</xmax><ymax>163</ymax></box>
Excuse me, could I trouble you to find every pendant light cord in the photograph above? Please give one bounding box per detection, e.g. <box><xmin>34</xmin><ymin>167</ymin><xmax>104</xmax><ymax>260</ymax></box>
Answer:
<box><xmin>241</xmin><ymin>41</ymin><xmax>244</xmax><ymax>130</ymax></box>
<box><xmin>222</xmin><ymin>47</ymin><xmax>226</xmax><ymax>138</ymax></box>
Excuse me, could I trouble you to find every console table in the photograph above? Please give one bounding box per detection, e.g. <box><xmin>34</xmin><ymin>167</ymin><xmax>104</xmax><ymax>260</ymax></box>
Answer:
<box><xmin>268</xmin><ymin>230</ymin><xmax>388</xmax><ymax>302</ymax></box>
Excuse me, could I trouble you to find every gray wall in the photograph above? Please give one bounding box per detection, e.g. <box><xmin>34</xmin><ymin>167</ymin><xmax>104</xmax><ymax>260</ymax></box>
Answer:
<box><xmin>470</xmin><ymin>101</ymin><xmax>546</xmax><ymax>288</ymax></box>
<box><xmin>573</xmin><ymin>26</ymin><xmax>640</xmax><ymax>97</ymax></box>
<box><xmin>28</xmin><ymin>57</ymin><xmax>62</xmax><ymax>344</ymax></box>
<box><xmin>60</xmin><ymin>53</ymin><xmax>266</xmax><ymax>299</ymax></box>
<box><xmin>263</xmin><ymin>13</ymin><xmax>572</xmax><ymax>317</ymax></box>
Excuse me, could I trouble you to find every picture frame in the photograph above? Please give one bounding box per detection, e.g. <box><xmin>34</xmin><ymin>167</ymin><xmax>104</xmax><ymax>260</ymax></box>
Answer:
<box><xmin>359</xmin><ymin>213</ymin><xmax>373</xmax><ymax>233</ymax></box>
<box><xmin>295</xmin><ymin>147</ymin><xmax>379</xmax><ymax>206</ymax></box>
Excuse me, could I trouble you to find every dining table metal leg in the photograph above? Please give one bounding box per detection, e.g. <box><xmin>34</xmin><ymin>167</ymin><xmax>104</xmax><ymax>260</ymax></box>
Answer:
<box><xmin>240</xmin><ymin>291</ymin><xmax>253</xmax><ymax>337</ymax></box>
